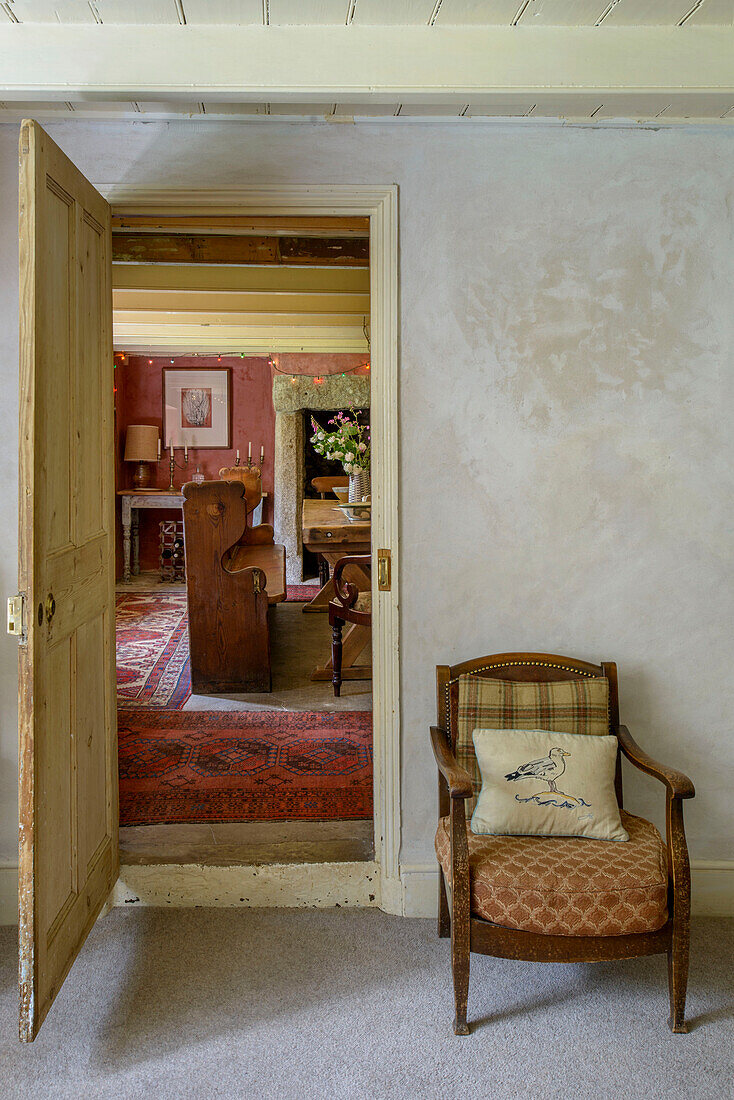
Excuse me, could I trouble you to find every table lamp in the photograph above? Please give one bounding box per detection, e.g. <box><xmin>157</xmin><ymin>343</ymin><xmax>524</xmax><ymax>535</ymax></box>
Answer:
<box><xmin>124</xmin><ymin>424</ymin><xmax>159</xmax><ymax>489</ymax></box>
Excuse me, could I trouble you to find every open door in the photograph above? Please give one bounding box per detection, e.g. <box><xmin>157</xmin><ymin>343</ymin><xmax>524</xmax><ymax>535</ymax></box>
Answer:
<box><xmin>17</xmin><ymin>121</ymin><xmax>118</xmax><ymax>1042</ymax></box>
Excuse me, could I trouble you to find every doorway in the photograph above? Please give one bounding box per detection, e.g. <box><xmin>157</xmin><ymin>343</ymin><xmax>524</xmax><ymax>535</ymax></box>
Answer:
<box><xmin>112</xmin><ymin>220</ymin><xmax>374</xmax><ymax>863</ymax></box>
<box><xmin>102</xmin><ymin>187</ymin><xmax>400</xmax><ymax>907</ymax></box>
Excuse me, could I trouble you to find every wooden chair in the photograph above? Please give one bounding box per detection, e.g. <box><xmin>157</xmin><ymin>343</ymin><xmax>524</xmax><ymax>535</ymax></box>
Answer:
<box><xmin>182</xmin><ymin>479</ymin><xmax>286</xmax><ymax>693</ymax></box>
<box><xmin>328</xmin><ymin>554</ymin><xmax>372</xmax><ymax>696</ymax></box>
<box><xmin>431</xmin><ymin>652</ymin><xmax>694</xmax><ymax>1035</ymax></box>
<box><xmin>311</xmin><ymin>475</ymin><xmax>349</xmax><ymax>499</ymax></box>
<box><xmin>311</xmin><ymin>477</ymin><xmax>350</xmax><ymax>587</ymax></box>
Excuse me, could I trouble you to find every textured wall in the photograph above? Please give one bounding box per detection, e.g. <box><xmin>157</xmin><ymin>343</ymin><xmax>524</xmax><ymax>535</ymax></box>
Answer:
<box><xmin>0</xmin><ymin>120</ymin><xmax>732</xmax><ymax>876</ymax></box>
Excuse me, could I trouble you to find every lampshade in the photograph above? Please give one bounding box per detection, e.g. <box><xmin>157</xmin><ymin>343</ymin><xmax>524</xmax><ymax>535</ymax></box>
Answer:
<box><xmin>124</xmin><ymin>424</ymin><xmax>159</xmax><ymax>463</ymax></box>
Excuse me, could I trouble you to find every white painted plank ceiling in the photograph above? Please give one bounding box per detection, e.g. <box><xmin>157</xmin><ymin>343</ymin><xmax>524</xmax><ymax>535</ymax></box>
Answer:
<box><xmin>4</xmin><ymin>0</ymin><xmax>733</xmax><ymax>23</ymax></box>
<box><xmin>1</xmin><ymin>0</ymin><xmax>732</xmax><ymax>123</ymax></box>
<box><xmin>684</xmin><ymin>0</ymin><xmax>734</xmax><ymax>23</ymax></box>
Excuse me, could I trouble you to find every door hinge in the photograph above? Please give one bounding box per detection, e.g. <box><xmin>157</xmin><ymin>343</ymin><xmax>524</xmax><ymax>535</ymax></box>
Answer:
<box><xmin>7</xmin><ymin>594</ymin><xmax>26</xmax><ymax>640</ymax></box>
<box><xmin>377</xmin><ymin>548</ymin><xmax>391</xmax><ymax>592</ymax></box>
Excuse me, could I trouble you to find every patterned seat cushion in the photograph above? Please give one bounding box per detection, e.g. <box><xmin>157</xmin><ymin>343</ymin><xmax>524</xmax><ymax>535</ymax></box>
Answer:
<box><xmin>435</xmin><ymin>810</ymin><xmax>668</xmax><ymax>936</ymax></box>
<box><xmin>456</xmin><ymin>675</ymin><xmax>610</xmax><ymax>815</ymax></box>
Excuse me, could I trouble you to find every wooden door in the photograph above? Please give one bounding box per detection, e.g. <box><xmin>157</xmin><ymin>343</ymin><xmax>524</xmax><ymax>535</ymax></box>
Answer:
<box><xmin>18</xmin><ymin>121</ymin><xmax>118</xmax><ymax>1042</ymax></box>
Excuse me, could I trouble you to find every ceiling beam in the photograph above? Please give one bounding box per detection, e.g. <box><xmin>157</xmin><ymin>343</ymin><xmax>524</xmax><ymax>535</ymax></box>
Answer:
<box><xmin>1</xmin><ymin>26</ymin><xmax>732</xmax><ymax>106</ymax></box>
<box><xmin>113</xmin><ymin>264</ymin><xmax>369</xmax><ymax>293</ymax></box>
<box><xmin>112</xmin><ymin>290</ymin><xmax>371</xmax><ymax>314</ymax></box>
<box><xmin>111</xmin><ymin>215</ymin><xmax>370</xmax><ymax>236</ymax></box>
<box><xmin>112</xmin><ymin>324</ymin><xmax>369</xmax><ymax>355</ymax></box>
<box><xmin>112</xmin><ymin>233</ymin><xmax>369</xmax><ymax>266</ymax></box>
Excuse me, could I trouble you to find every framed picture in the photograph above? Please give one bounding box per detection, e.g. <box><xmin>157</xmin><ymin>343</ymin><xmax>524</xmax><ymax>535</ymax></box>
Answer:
<box><xmin>162</xmin><ymin>368</ymin><xmax>231</xmax><ymax>449</ymax></box>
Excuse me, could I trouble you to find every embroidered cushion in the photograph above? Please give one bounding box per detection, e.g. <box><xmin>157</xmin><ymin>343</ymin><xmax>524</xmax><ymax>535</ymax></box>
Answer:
<box><xmin>456</xmin><ymin>674</ymin><xmax>610</xmax><ymax>814</ymax></box>
<box><xmin>435</xmin><ymin>811</ymin><xmax>668</xmax><ymax>936</ymax></box>
<box><xmin>471</xmin><ymin>728</ymin><xmax>628</xmax><ymax>842</ymax></box>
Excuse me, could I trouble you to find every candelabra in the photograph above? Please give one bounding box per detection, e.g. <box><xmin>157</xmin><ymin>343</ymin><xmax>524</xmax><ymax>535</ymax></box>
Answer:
<box><xmin>163</xmin><ymin>447</ymin><xmax>190</xmax><ymax>491</ymax></box>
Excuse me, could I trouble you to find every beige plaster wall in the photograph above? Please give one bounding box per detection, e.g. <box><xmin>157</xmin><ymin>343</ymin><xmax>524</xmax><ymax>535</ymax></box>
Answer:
<box><xmin>0</xmin><ymin>119</ymin><xmax>731</xmax><ymax>881</ymax></box>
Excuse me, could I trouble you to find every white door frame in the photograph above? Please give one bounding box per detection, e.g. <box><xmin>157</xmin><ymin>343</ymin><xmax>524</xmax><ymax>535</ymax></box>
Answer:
<box><xmin>100</xmin><ymin>185</ymin><xmax>403</xmax><ymax>915</ymax></box>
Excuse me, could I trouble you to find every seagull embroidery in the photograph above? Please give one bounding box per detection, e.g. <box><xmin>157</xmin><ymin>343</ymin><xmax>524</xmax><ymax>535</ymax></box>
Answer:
<box><xmin>505</xmin><ymin>746</ymin><xmax>571</xmax><ymax>795</ymax></box>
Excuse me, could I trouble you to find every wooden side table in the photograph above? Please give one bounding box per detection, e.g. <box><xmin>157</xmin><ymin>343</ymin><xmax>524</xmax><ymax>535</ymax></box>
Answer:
<box><xmin>118</xmin><ymin>491</ymin><xmax>183</xmax><ymax>582</ymax></box>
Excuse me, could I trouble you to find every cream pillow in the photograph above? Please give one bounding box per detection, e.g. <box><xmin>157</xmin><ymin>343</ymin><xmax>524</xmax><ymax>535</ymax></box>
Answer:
<box><xmin>471</xmin><ymin>728</ymin><xmax>628</xmax><ymax>842</ymax></box>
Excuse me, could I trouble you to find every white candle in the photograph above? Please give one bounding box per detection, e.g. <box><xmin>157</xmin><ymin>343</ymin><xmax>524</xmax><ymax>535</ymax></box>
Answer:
<box><xmin>184</xmin><ymin>445</ymin><xmax>188</xmax><ymax>463</ymax></box>
<box><xmin>260</xmin><ymin>445</ymin><xmax>264</xmax><ymax>464</ymax></box>
<box><xmin>236</xmin><ymin>449</ymin><xmax>240</xmax><ymax>463</ymax></box>
<box><xmin>248</xmin><ymin>441</ymin><xmax>252</xmax><ymax>461</ymax></box>
<box><xmin>169</xmin><ymin>439</ymin><xmax>173</xmax><ymax>457</ymax></box>
<box><xmin>157</xmin><ymin>437</ymin><xmax>161</xmax><ymax>460</ymax></box>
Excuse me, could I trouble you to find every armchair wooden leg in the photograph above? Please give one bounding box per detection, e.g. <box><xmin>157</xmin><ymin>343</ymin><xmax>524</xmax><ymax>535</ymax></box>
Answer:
<box><xmin>318</xmin><ymin>556</ymin><xmax>330</xmax><ymax>588</ymax></box>
<box><xmin>668</xmin><ymin>933</ymin><xmax>690</xmax><ymax>1034</ymax></box>
<box><xmin>451</xmin><ymin>895</ymin><xmax>470</xmax><ymax>1036</ymax></box>
<box><xmin>438</xmin><ymin>867</ymin><xmax>450</xmax><ymax>938</ymax></box>
<box><xmin>450</xmin><ymin>808</ymin><xmax>471</xmax><ymax>1035</ymax></box>
<box><xmin>666</xmin><ymin>794</ymin><xmax>691</xmax><ymax>1033</ymax></box>
<box><xmin>331</xmin><ymin>619</ymin><xmax>344</xmax><ymax>697</ymax></box>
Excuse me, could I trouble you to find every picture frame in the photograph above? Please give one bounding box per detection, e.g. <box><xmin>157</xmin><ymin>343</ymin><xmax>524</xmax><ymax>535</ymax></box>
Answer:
<box><xmin>162</xmin><ymin>368</ymin><xmax>231</xmax><ymax>449</ymax></box>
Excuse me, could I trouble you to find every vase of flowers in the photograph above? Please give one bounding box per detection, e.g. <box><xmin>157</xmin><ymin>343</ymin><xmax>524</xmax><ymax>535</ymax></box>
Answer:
<box><xmin>310</xmin><ymin>410</ymin><xmax>370</xmax><ymax>501</ymax></box>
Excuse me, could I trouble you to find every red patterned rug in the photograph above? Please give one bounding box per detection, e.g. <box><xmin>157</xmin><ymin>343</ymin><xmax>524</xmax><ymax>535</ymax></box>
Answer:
<box><xmin>116</xmin><ymin>587</ymin><xmax>322</xmax><ymax>710</ymax></box>
<box><xmin>118</xmin><ymin>711</ymin><xmax>373</xmax><ymax>825</ymax></box>
<box><xmin>286</xmin><ymin>584</ymin><xmax>321</xmax><ymax>602</ymax></box>
<box><xmin>116</xmin><ymin>593</ymin><xmax>191</xmax><ymax>710</ymax></box>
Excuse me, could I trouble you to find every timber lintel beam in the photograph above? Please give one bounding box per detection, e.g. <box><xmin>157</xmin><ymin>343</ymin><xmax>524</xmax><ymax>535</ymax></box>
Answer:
<box><xmin>0</xmin><ymin>26</ymin><xmax>733</xmax><ymax>104</ymax></box>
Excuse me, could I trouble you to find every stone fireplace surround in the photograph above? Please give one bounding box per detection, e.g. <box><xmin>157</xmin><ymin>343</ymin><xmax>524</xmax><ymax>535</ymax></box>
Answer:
<box><xmin>273</xmin><ymin>374</ymin><xmax>371</xmax><ymax>582</ymax></box>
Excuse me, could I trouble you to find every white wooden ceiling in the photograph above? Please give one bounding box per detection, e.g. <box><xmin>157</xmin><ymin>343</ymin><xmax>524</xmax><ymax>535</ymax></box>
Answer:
<box><xmin>2</xmin><ymin>1</ymin><xmax>733</xmax><ymax>26</ymax></box>
<box><xmin>112</xmin><ymin>262</ymin><xmax>371</xmax><ymax>355</ymax></box>
<box><xmin>1</xmin><ymin>1</ymin><xmax>732</xmax><ymax>122</ymax></box>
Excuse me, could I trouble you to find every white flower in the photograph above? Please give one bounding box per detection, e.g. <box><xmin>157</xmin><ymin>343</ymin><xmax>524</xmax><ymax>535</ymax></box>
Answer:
<box><xmin>358</xmin><ymin>442</ymin><xmax>367</xmax><ymax>452</ymax></box>
<box><xmin>334</xmin><ymin>451</ymin><xmax>343</xmax><ymax>460</ymax></box>
<box><xmin>344</xmin><ymin>451</ymin><xmax>355</xmax><ymax>462</ymax></box>
<box><xmin>317</xmin><ymin>431</ymin><xmax>325</xmax><ymax>440</ymax></box>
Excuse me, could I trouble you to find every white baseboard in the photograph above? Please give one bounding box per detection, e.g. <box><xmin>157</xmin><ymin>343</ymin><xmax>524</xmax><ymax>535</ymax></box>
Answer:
<box><xmin>1</xmin><ymin>859</ymin><xmax>732</xmax><ymax>925</ymax></box>
<box><xmin>400</xmin><ymin>860</ymin><xmax>734</xmax><ymax>919</ymax></box>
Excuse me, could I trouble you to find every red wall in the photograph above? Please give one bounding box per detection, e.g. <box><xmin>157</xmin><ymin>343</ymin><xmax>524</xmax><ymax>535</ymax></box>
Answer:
<box><xmin>115</xmin><ymin>352</ymin><xmax>370</xmax><ymax>576</ymax></box>
<box><xmin>116</xmin><ymin>355</ymin><xmax>274</xmax><ymax>573</ymax></box>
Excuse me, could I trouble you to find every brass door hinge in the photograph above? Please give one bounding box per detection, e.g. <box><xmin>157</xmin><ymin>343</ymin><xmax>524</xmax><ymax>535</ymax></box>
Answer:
<box><xmin>377</xmin><ymin>548</ymin><xmax>391</xmax><ymax>592</ymax></box>
<box><xmin>7</xmin><ymin>594</ymin><xmax>26</xmax><ymax>640</ymax></box>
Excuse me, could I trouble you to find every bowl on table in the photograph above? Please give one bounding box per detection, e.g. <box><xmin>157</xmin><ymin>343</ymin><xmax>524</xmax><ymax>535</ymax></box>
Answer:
<box><xmin>338</xmin><ymin>500</ymin><xmax>371</xmax><ymax>522</ymax></box>
<box><xmin>333</xmin><ymin>487</ymin><xmax>350</xmax><ymax>504</ymax></box>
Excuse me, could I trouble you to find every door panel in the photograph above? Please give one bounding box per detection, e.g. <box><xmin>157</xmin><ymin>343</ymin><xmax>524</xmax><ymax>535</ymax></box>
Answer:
<box><xmin>18</xmin><ymin>120</ymin><xmax>118</xmax><ymax>1043</ymax></box>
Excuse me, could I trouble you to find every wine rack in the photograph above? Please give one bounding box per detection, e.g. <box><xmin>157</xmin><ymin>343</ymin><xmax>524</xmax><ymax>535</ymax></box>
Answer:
<box><xmin>159</xmin><ymin>520</ymin><xmax>185</xmax><ymax>583</ymax></box>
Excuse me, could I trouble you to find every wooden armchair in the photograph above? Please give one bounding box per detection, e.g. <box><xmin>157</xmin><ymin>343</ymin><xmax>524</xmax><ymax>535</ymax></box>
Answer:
<box><xmin>182</xmin><ymin>479</ymin><xmax>286</xmax><ymax>694</ymax></box>
<box><xmin>431</xmin><ymin>652</ymin><xmax>694</xmax><ymax>1036</ymax></box>
<box><xmin>328</xmin><ymin>554</ymin><xmax>372</xmax><ymax>697</ymax></box>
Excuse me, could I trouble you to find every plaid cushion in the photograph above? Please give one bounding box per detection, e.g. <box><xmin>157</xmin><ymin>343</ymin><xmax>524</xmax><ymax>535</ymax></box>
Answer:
<box><xmin>456</xmin><ymin>675</ymin><xmax>610</xmax><ymax>813</ymax></box>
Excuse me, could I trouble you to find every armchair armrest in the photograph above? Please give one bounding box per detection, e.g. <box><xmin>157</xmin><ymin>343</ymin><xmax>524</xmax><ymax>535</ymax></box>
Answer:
<box><xmin>430</xmin><ymin>726</ymin><xmax>473</xmax><ymax>800</ymax></box>
<box><xmin>616</xmin><ymin>725</ymin><xmax>695</xmax><ymax>799</ymax></box>
<box><xmin>332</xmin><ymin>554</ymin><xmax>371</xmax><ymax>610</ymax></box>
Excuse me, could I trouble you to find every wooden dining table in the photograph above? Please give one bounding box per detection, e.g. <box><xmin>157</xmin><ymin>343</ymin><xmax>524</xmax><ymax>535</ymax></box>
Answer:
<box><xmin>301</xmin><ymin>498</ymin><xmax>371</xmax><ymax>682</ymax></box>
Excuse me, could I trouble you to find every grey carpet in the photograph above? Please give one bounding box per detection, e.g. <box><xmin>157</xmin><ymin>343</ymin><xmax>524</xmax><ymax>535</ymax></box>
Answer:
<box><xmin>0</xmin><ymin>911</ymin><xmax>731</xmax><ymax>1100</ymax></box>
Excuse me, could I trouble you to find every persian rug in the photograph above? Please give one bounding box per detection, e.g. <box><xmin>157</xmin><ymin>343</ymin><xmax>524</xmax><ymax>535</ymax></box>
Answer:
<box><xmin>285</xmin><ymin>584</ymin><xmax>321</xmax><ymax>602</ymax></box>
<box><xmin>116</xmin><ymin>587</ymin><xmax>322</xmax><ymax>710</ymax></box>
<box><xmin>116</xmin><ymin>593</ymin><xmax>191</xmax><ymax>710</ymax></box>
<box><xmin>118</xmin><ymin>710</ymin><xmax>373</xmax><ymax>825</ymax></box>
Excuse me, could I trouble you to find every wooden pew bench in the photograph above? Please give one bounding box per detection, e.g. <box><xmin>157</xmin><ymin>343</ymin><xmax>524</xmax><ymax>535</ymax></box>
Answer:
<box><xmin>182</xmin><ymin>478</ymin><xmax>286</xmax><ymax>693</ymax></box>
